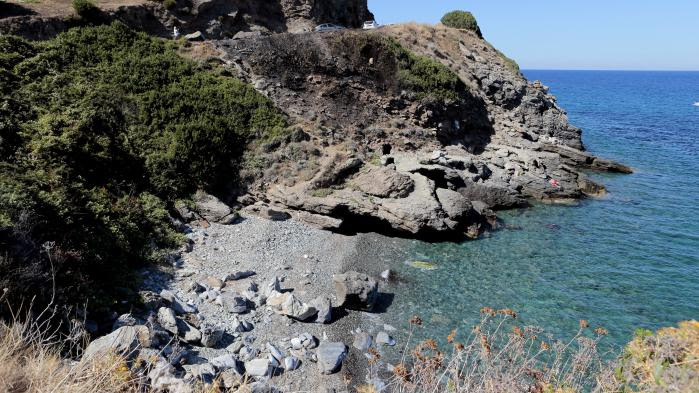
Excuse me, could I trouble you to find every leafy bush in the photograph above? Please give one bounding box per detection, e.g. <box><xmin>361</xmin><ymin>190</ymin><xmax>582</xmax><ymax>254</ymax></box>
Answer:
<box><xmin>383</xmin><ymin>37</ymin><xmax>466</xmax><ymax>101</ymax></box>
<box><xmin>441</xmin><ymin>10</ymin><xmax>482</xmax><ymax>37</ymax></box>
<box><xmin>0</xmin><ymin>22</ymin><xmax>286</xmax><ymax>313</ymax></box>
<box><xmin>162</xmin><ymin>0</ymin><xmax>176</xmax><ymax>10</ymax></box>
<box><xmin>72</xmin><ymin>0</ymin><xmax>97</xmax><ymax>17</ymax></box>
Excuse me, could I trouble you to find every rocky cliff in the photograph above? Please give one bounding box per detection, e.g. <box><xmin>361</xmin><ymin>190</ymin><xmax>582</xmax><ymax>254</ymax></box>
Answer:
<box><xmin>0</xmin><ymin>0</ymin><xmax>374</xmax><ymax>39</ymax></box>
<box><xmin>218</xmin><ymin>25</ymin><xmax>631</xmax><ymax>239</ymax></box>
<box><xmin>0</xmin><ymin>1</ymin><xmax>630</xmax><ymax>240</ymax></box>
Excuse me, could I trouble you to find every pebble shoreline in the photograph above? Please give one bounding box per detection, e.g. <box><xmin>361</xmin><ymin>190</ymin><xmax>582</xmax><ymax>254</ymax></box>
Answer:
<box><xmin>124</xmin><ymin>214</ymin><xmax>401</xmax><ymax>392</ymax></box>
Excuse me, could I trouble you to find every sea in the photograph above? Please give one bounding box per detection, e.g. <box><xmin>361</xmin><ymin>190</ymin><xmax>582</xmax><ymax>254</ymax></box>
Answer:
<box><xmin>377</xmin><ymin>71</ymin><xmax>699</xmax><ymax>351</ymax></box>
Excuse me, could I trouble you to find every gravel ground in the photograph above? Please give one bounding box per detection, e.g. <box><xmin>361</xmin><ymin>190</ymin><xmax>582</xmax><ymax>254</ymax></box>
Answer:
<box><xmin>143</xmin><ymin>214</ymin><xmax>404</xmax><ymax>392</ymax></box>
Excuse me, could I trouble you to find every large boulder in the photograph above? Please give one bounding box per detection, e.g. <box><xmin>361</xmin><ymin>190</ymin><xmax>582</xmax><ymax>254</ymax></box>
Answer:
<box><xmin>193</xmin><ymin>190</ymin><xmax>237</xmax><ymax>224</ymax></box>
<box><xmin>82</xmin><ymin>325</ymin><xmax>149</xmax><ymax>360</ymax></box>
<box><xmin>267</xmin><ymin>292</ymin><xmax>318</xmax><ymax>321</ymax></box>
<box><xmin>332</xmin><ymin>271</ymin><xmax>378</xmax><ymax>311</ymax></box>
<box><xmin>352</xmin><ymin>167</ymin><xmax>414</xmax><ymax>198</ymax></box>
<box><xmin>317</xmin><ymin>342</ymin><xmax>347</xmax><ymax>374</ymax></box>
<box><xmin>435</xmin><ymin>188</ymin><xmax>473</xmax><ymax>221</ymax></box>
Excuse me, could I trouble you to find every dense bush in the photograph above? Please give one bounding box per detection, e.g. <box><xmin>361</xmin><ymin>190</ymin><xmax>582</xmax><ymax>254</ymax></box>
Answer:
<box><xmin>0</xmin><ymin>22</ymin><xmax>286</xmax><ymax>314</ymax></box>
<box><xmin>441</xmin><ymin>10</ymin><xmax>482</xmax><ymax>37</ymax></box>
<box><xmin>162</xmin><ymin>0</ymin><xmax>177</xmax><ymax>10</ymax></box>
<box><xmin>383</xmin><ymin>37</ymin><xmax>466</xmax><ymax>102</ymax></box>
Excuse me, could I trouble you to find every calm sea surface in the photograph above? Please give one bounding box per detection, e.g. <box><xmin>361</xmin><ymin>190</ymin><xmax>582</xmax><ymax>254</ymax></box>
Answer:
<box><xmin>378</xmin><ymin>71</ymin><xmax>699</xmax><ymax>350</ymax></box>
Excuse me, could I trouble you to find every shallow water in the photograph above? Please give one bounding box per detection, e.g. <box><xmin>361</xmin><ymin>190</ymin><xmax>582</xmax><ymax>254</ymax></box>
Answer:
<box><xmin>381</xmin><ymin>71</ymin><xmax>699</xmax><ymax>350</ymax></box>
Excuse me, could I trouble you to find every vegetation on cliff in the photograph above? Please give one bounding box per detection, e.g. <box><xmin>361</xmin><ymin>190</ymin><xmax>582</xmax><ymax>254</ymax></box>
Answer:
<box><xmin>440</xmin><ymin>10</ymin><xmax>482</xmax><ymax>38</ymax></box>
<box><xmin>0</xmin><ymin>22</ymin><xmax>286</xmax><ymax>313</ymax></box>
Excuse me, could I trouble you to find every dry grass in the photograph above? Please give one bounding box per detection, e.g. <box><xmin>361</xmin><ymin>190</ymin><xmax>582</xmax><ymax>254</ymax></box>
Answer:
<box><xmin>359</xmin><ymin>311</ymin><xmax>698</xmax><ymax>393</ymax></box>
<box><xmin>363</xmin><ymin>309</ymin><xmax>613</xmax><ymax>393</ymax></box>
<box><xmin>0</xmin><ymin>313</ymin><xmax>142</xmax><ymax>392</ymax></box>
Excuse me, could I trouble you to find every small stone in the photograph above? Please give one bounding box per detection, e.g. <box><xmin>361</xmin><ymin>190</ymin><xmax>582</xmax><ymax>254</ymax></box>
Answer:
<box><xmin>157</xmin><ymin>307</ymin><xmax>178</xmax><ymax>335</ymax></box>
<box><xmin>211</xmin><ymin>354</ymin><xmax>243</xmax><ymax>374</ymax></box>
<box><xmin>200</xmin><ymin>324</ymin><xmax>223</xmax><ymax>348</ymax></box>
<box><xmin>160</xmin><ymin>290</ymin><xmax>197</xmax><ymax>314</ymax></box>
<box><xmin>188</xmin><ymin>281</ymin><xmax>205</xmax><ymax>293</ymax></box>
<box><xmin>224</xmin><ymin>271</ymin><xmax>256</xmax><ymax>281</ymax></box>
<box><xmin>180</xmin><ymin>321</ymin><xmax>202</xmax><ymax>344</ymax></box>
<box><xmin>266</xmin><ymin>343</ymin><xmax>284</xmax><ymax>363</ymax></box>
<box><xmin>283</xmin><ymin>356</ymin><xmax>300</xmax><ymax>371</ymax></box>
<box><xmin>352</xmin><ymin>332</ymin><xmax>373</xmax><ymax>351</ymax></box>
<box><xmin>309</xmin><ymin>296</ymin><xmax>332</xmax><ymax>324</ymax></box>
<box><xmin>227</xmin><ymin>340</ymin><xmax>244</xmax><ymax>354</ymax></box>
<box><xmin>245</xmin><ymin>358</ymin><xmax>271</xmax><ymax>377</ymax></box>
<box><xmin>290</xmin><ymin>337</ymin><xmax>303</xmax><ymax>350</ymax></box>
<box><xmin>376</xmin><ymin>331</ymin><xmax>396</xmax><ymax>346</ymax></box>
<box><xmin>317</xmin><ymin>342</ymin><xmax>347</xmax><ymax>374</ymax></box>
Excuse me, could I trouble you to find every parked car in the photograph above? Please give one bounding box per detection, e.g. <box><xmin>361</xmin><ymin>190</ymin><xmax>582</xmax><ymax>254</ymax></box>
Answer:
<box><xmin>314</xmin><ymin>24</ymin><xmax>345</xmax><ymax>32</ymax></box>
<box><xmin>362</xmin><ymin>20</ymin><xmax>380</xmax><ymax>30</ymax></box>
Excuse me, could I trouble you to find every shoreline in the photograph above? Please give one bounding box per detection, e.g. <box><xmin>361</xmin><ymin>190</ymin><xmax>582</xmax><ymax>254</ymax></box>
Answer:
<box><xmin>143</xmin><ymin>213</ymin><xmax>401</xmax><ymax>391</ymax></box>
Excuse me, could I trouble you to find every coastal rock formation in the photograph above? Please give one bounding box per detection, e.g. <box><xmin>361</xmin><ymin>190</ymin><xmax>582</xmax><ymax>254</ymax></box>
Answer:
<box><xmin>219</xmin><ymin>25</ymin><xmax>631</xmax><ymax>238</ymax></box>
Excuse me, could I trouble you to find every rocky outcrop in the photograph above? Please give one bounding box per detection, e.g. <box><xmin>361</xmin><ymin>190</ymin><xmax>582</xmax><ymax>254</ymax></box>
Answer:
<box><xmin>215</xmin><ymin>25</ymin><xmax>630</xmax><ymax>239</ymax></box>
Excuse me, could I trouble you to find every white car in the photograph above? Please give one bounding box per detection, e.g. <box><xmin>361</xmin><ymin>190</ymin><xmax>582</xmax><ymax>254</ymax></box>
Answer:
<box><xmin>314</xmin><ymin>24</ymin><xmax>345</xmax><ymax>32</ymax></box>
<box><xmin>362</xmin><ymin>20</ymin><xmax>380</xmax><ymax>29</ymax></box>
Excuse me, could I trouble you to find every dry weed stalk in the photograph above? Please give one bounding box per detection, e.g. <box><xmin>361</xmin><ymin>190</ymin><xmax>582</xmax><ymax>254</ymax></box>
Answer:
<box><xmin>381</xmin><ymin>309</ymin><xmax>615</xmax><ymax>393</ymax></box>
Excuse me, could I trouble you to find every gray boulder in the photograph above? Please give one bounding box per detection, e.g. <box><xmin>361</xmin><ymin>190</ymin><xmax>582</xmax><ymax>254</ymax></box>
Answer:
<box><xmin>193</xmin><ymin>190</ymin><xmax>237</xmax><ymax>224</ymax></box>
<box><xmin>157</xmin><ymin>307</ymin><xmax>179</xmax><ymax>335</ymax></box>
<box><xmin>200</xmin><ymin>324</ymin><xmax>223</xmax><ymax>348</ymax></box>
<box><xmin>309</xmin><ymin>296</ymin><xmax>332</xmax><ymax>324</ymax></box>
<box><xmin>283</xmin><ymin>356</ymin><xmax>300</xmax><ymax>371</ymax></box>
<box><xmin>352</xmin><ymin>167</ymin><xmax>414</xmax><ymax>198</ymax></box>
<box><xmin>376</xmin><ymin>331</ymin><xmax>396</xmax><ymax>346</ymax></box>
<box><xmin>82</xmin><ymin>325</ymin><xmax>148</xmax><ymax>360</ymax></box>
<box><xmin>332</xmin><ymin>271</ymin><xmax>379</xmax><ymax>311</ymax></box>
<box><xmin>317</xmin><ymin>342</ymin><xmax>347</xmax><ymax>374</ymax></box>
<box><xmin>211</xmin><ymin>354</ymin><xmax>243</xmax><ymax>374</ymax></box>
<box><xmin>160</xmin><ymin>290</ymin><xmax>197</xmax><ymax>315</ymax></box>
<box><xmin>352</xmin><ymin>332</ymin><xmax>373</xmax><ymax>351</ymax></box>
<box><xmin>436</xmin><ymin>188</ymin><xmax>473</xmax><ymax>221</ymax></box>
<box><xmin>245</xmin><ymin>358</ymin><xmax>271</xmax><ymax>377</ymax></box>
<box><xmin>266</xmin><ymin>292</ymin><xmax>317</xmax><ymax>321</ymax></box>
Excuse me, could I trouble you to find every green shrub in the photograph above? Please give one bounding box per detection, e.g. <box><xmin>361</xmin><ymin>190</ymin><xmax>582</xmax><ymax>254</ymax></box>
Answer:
<box><xmin>0</xmin><ymin>22</ymin><xmax>286</xmax><ymax>314</ymax></box>
<box><xmin>494</xmin><ymin>48</ymin><xmax>521</xmax><ymax>74</ymax></box>
<box><xmin>383</xmin><ymin>37</ymin><xmax>466</xmax><ymax>101</ymax></box>
<box><xmin>441</xmin><ymin>10</ymin><xmax>482</xmax><ymax>37</ymax></box>
<box><xmin>72</xmin><ymin>0</ymin><xmax>97</xmax><ymax>17</ymax></box>
<box><xmin>162</xmin><ymin>0</ymin><xmax>176</xmax><ymax>10</ymax></box>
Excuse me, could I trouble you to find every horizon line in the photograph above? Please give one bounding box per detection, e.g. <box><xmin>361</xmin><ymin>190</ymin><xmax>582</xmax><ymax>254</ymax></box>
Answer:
<box><xmin>522</xmin><ymin>68</ymin><xmax>699</xmax><ymax>72</ymax></box>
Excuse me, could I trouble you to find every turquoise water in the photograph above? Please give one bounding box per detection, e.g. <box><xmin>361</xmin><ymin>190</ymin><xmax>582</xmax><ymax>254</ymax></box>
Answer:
<box><xmin>382</xmin><ymin>71</ymin><xmax>699</xmax><ymax>349</ymax></box>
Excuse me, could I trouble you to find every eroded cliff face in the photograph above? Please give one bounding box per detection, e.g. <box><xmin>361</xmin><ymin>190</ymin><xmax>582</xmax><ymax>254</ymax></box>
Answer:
<box><xmin>0</xmin><ymin>0</ymin><xmax>374</xmax><ymax>39</ymax></box>
<box><xmin>216</xmin><ymin>25</ymin><xmax>631</xmax><ymax>239</ymax></box>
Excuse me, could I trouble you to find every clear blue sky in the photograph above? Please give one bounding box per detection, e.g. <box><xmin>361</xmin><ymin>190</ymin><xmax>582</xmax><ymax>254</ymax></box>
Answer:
<box><xmin>367</xmin><ymin>0</ymin><xmax>699</xmax><ymax>71</ymax></box>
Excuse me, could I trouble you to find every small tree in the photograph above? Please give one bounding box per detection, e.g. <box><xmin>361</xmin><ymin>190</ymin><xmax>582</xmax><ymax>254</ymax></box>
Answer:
<box><xmin>441</xmin><ymin>10</ymin><xmax>482</xmax><ymax>38</ymax></box>
<box><xmin>72</xmin><ymin>0</ymin><xmax>97</xmax><ymax>18</ymax></box>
